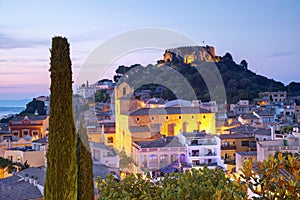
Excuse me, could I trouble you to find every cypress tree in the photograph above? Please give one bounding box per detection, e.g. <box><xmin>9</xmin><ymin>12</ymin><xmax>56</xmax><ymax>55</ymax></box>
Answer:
<box><xmin>45</xmin><ymin>36</ymin><xmax>77</xmax><ymax>199</ymax></box>
<box><xmin>76</xmin><ymin>119</ymin><xmax>94</xmax><ymax>200</ymax></box>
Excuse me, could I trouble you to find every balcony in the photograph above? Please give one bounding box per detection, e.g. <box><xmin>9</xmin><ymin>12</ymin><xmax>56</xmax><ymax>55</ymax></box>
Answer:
<box><xmin>190</xmin><ymin>141</ymin><xmax>218</xmax><ymax>146</ymax></box>
<box><xmin>190</xmin><ymin>152</ymin><xmax>217</xmax><ymax>157</ymax></box>
<box><xmin>221</xmin><ymin>145</ymin><xmax>236</xmax><ymax>150</ymax></box>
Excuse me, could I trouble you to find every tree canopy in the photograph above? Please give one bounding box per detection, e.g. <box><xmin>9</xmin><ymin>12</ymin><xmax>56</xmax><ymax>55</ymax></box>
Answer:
<box><xmin>112</xmin><ymin>53</ymin><xmax>290</xmax><ymax>103</ymax></box>
<box><xmin>97</xmin><ymin>167</ymin><xmax>247</xmax><ymax>200</ymax></box>
<box><xmin>45</xmin><ymin>36</ymin><xmax>77</xmax><ymax>200</ymax></box>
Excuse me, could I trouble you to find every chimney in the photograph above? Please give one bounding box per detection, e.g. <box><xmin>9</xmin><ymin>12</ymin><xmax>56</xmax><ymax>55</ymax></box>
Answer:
<box><xmin>7</xmin><ymin>139</ymin><xmax>11</xmax><ymax>149</ymax></box>
<box><xmin>33</xmin><ymin>178</ymin><xmax>38</xmax><ymax>186</ymax></box>
<box><xmin>271</xmin><ymin>125</ymin><xmax>275</xmax><ymax>140</ymax></box>
<box><xmin>24</xmin><ymin>174</ymin><xmax>29</xmax><ymax>182</ymax></box>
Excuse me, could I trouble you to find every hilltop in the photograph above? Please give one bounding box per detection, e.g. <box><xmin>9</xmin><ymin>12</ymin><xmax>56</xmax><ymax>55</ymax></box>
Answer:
<box><xmin>113</xmin><ymin>46</ymin><xmax>300</xmax><ymax>104</ymax></box>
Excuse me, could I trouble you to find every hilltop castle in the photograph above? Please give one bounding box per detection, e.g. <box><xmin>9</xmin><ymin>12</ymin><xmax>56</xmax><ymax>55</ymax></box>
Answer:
<box><xmin>158</xmin><ymin>45</ymin><xmax>221</xmax><ymax>66</ymax></box>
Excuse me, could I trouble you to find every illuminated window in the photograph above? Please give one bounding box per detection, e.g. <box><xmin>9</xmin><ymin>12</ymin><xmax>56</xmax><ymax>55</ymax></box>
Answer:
<box><xmin>107</xmin><ymin>137</ymin><xmax>114</xmax><ymax>144</ymax></box>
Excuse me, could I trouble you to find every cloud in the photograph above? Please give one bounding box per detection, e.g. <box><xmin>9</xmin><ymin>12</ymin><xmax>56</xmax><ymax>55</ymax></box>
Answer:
<box><xmin>0</xmin><ymin>58</ymin><xmax>48</xmax><ymax>63</ymax></box>
<box><xmin>0</xmin><ymin>33</ymin><xmax>48</xmax><ymax>49</ymax></box>
<box><xmin>268</xmin><ymin>51</ymin><xmax>298</xmax><ymax>58</ymax></box>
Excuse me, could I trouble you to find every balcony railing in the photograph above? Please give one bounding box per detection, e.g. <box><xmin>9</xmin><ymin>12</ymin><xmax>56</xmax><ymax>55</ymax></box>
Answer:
<box><xmin>190</xmin><ymin>142</ymin><xmax>218</xmax><ymax>146</ymax></box>
<box><xmin>221</xmin><ymin>145</ymin><xmax>236</xmax><ymax>150</ymax></box>
<box><xmin>190</xmin><ymin>153</ymin><xmax>217</xmax><ymax>157</ymax></box>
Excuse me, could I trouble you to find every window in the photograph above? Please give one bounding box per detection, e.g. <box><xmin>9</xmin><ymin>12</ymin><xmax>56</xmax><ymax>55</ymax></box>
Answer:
<box><xmin>33</xmin><ymin>131</ymin><xmax>38</xmax><ymax>135</ymax></box>
<box><xmin>107</xmin><ymin>152</ymin><xmax>115</xmax><ymax>157</ymax></box>
<box><xmin>179</xmin><ymin>116</ymin><xmax>181</xmax><ymax>119</ymax></box>
<box><xmin>12</xmin><ymin>131</ymin><xmax>19</xmax><ymax>136</ymax></box>
<box><xmin>203</xmin><ymin>115</ymin><xmax>206</xmax><ymax>119</ymax></box>
<box><xmin>171</xmin><ymin>154</ymin><xmax>178</xmax><ymax>163</ymax></box>
<box><xmin>137</xmin><ymin>117</ymin><xmax>140</xmax><ymax>121</ymax></box>
<box><xmin>23</xmin><ymin>130</ymin><xmax>29</xmax><ymax>135</ymax></box>
<box><xmin>160</xmin><ymin>154</ymin><xmax>168</xmax><ymax>163</ymax></box>
<box><xmin>122</xmin><ymin>87</ymin><xmax>126</xmax><ymax>95</ymax></box>
<box><xmin>192</xmin><ymin>115</ymin><xmax>194</xmax><ymax>119</ymax></box>
<box><xmin>192</xmin><ymin>160</ymin><xmax>200</xmax><ymax>166</ymax></box>
<box><xmin>149</xmin><ymin>154</ymin><xmax>158</xmax><ymax>166</ymax></box>
<box><xmin>241</xmin><ymin>141</ymin><xmax>249</xmax><ymax>146</ymax></box>
<box><xmin>166</xmin><ymin>116</ymin><xmax>168</xmax><ymax>120</ymax></box>
<box><xmin>107</xmin><ymin>137</ymin><xmax>114</xmax><ymax>144</ymax></box>
<box><xmin>151</xmin><ymin>116</ymin><xmax>154</xmax><ymax>120</ymax></box>
<box><xmin>192</xmin><ymin>150</ymin><xmax>199</xmax><ymax>156</ymax></box>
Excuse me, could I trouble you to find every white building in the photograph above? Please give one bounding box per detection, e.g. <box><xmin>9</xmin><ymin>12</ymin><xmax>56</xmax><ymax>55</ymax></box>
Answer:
<box><xmin>132</xmin><ymin>136</ymin><xmax>186</xmax><ymax>174</ymax></box>
<box><xmin>3</xmin><ymin>146</ymin><xmax>45</xmax><ymax>167</ymax></box>
<box><xmin>76</xmin><ymin>81</ymin><xmax>96</xmax><ymax>98</ymax></box>
<box><xmin>90</xmin><ymin>142</ymin><xmax>119</xmax><ymax>168</ymax></box>
<box><xmin>177</xmin><ymin>131</ymin><xmax>225</xmax><ymax>170</ymax></box>
<box><xmin>256</xmin><ymin>136</ymin><xmax>300</xmax><ymax>162</ymax></box>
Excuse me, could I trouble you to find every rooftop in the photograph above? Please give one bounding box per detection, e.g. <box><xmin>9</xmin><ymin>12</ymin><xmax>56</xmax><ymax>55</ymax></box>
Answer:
<box><xmin>239</xmin><ymin>114</ymin><xmax>259</xmax><ymax>120</ymax></box>
<box><xmin>135</xmin><ymin>136</ymin><xmax>183</xmax><ymax>148</ymax></box>
<box><xmin>236</xmin><ymin>151</ymin><xmax>257</xmax><ymax>156</ymax></box>
<box><xmin>0</xmin><ymin>167</ymin><xmax>45</xmax><ymax>200</ymax></box>
<box><xmin>181</xmin><ymin>131</ymin><xmax>214</xmax><ymax>139</ymax></box>
<box><xmin>219</xmin><ymin>133</ymin><xmax>254</xmax><ymax>139</ymax></box>
<box><xmin>10</xmin><ymin>115</ymin><xmax>48</xmax><ymax>122</ymax></box>
<box><xmin>130</xmin><ymin>107</ymin><xmax>211</xmax><ymax>116</ymax></box>
<box><xmin>224</xmin><ymin>125</ymin><xmax>271</xmax><ymax>136</ymax></box>
<box><xmin>32</xmin><ymin>137</ymin><xmax>48</xmax><ymax>144</ymax></box>
<box><xmin>129</xmin><ymin>126</ymin><xmax>150</xmax><ymax>133</ymax></box>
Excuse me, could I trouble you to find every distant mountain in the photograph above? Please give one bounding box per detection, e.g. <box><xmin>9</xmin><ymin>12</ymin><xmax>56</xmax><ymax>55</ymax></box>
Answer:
<box><xmin>0</xmin><ymin>99</ymin><xmax>30</xmax><ymax>107</ymax></box>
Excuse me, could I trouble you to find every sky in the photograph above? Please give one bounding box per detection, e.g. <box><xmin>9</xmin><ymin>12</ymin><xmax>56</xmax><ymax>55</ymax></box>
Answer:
<box><xmin>0</xmin><ymin>0</ymin><xmax>299</xmax><ymax>100</ymax></box>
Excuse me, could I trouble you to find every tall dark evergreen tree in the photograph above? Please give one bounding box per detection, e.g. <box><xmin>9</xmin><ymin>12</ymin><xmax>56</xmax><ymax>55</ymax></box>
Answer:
<box><xmin>76</xmin><ymin>119</ymin><xmax>94</xmax><ymax>200</ymax></box>
<box><xmin>45</xmin><ymin>36</ymin><xmax>77</xmax><ymax>199</ymax></box>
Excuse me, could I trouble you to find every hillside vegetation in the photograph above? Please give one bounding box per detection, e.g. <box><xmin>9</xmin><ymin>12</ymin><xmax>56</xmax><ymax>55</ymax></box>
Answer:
<box><xmin>113</xmin><ymin>50</ymin><xmax>299</xmax><ymax>104</ymax></box>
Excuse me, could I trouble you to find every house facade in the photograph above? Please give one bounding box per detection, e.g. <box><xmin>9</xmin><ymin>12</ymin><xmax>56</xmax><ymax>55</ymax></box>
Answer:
<box><xmin>177</xmin><ymin>131</ymin><xmax>225</xmax><ymax>170</ymax></box>
<box><xmin>9</xmin><ymin>115</ymin><xmax>49</xmax><ymax>140</ymax></box>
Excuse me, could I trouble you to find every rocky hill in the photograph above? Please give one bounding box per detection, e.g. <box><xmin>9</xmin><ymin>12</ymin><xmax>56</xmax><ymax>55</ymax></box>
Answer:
<box><xmin>114</xmin><ymin>46</ymin><xmax>300</xmax><ymax>104</ymax></box>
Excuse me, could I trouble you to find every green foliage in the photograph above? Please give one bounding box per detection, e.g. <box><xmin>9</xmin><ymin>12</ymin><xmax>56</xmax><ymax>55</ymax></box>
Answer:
<box><xmin>0</xmin><ymin>115</ymin><xmax>14</xmax><ymax>123</ymax></box>
<box><xmin>76</xmin><ymin>119</ymin><xmax>94</xmax><ymax>200</ymax></box>
<box><xmin>241</xmin><ymin>152</ymin><xmax>300</xmax><ymax>199</ymax></box>
<box><xmin>119</xmin><ymin>150</ymin><xmax>131</xmax><ymax>170</ymax></box>
<box><xmin>95</xmin><ymin>90</ymin><xmax>110</xmax><ymax>103</ymax></box>
<box><xmin>15</xmin><ymin>160</ymin><xmax>30</xmax><ymax>171</ymax></box>
<box><xmin>113</xmin><ymin>56</ymin><xmax>287</xmax><ymax>103</ymax></box>
<box><xmin>0</xmin><ymin>157</ymin><xmax>15</xmax><ymax>173</ymax></box>
<box><xmin>45</xmin><ymin>36</ymin><xmax>77</xmax><ymax>200</ymax></box>
<box><xmin>19</xmin><ymin>98</ymin><xmax>46</xmax><ymax>115</ymax></box>
<box><xmin>0</xmin><ymin>157</ymin><xmax>12</xmax><ymax>169</ymax></box>
<box><xmin>286</xmin><ymin>82</ymin><xmax>300</xmax><ymax>96</ymax></box>
<box><xmin>280</xmin><ymin>125</ymin><xmax>293</xmax><ymax>133</ymax></box>
<box><xmin>97</xmin><ymin>167</ymin><xmax>247</xmax><ymax>200</ymax></box>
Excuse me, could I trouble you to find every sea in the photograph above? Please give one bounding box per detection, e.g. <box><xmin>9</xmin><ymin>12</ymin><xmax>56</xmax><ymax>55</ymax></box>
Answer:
<box><xmin>0</xmin><ymin>106</ymin><xmax>25</xmax><ymax>119</ymax></box>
